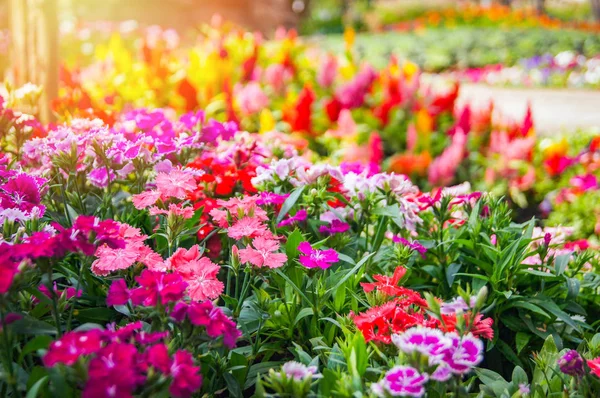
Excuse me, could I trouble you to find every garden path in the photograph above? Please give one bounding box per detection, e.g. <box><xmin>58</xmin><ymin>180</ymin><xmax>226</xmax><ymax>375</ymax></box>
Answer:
<box><xmin>458</xmin><ymin>83</ymin><xmax>600</xmax><ymax>135</ymax></box>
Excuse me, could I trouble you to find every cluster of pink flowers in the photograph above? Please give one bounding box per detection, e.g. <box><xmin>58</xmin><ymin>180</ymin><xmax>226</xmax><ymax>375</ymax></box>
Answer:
<box><xmin>0</xmin><ymin>168</ymin><xmax>47</xmax><ymax>220</ymax></box>
<box><xmin>1</xmin><ymin>215</ymin><xmax>124</xmax><ymax>294</ymax></box>
<box><xmin>107</xmin><ymin>275</ymin><xmax>240</xmax><ymax>348</ymax></box>
<box><xmin>92</xmin><ymin>222</ymin><xmax>163</xmax><ymax>275</ymax></box>
<box><xmin>211</xmin><ymin>196</ymin><xmax>289</xmax><ymax>269</ymax></box>
<box><xmin>43</xmin><ymin>323</ymin><xmax>202</xmax><ymax>397</ymax></box>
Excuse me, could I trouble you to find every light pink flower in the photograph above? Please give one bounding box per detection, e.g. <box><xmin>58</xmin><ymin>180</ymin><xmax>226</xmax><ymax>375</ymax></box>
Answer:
<box><xmin>239</xmin><ymin>236</ymin><xmax>288</xmax><ymax>268</ymax></box>
<box><xmin>168</xmin><ymin>246</ymin><xmax>224</xmax><ymax>301</ymax></box>
<box><xmin>227</xmin><ymin>217</ymin><xmax>267</xmax><ymax>240</ymax></box>
<box><xmin>155</xmin><ymin>169</ymin><xmax>197</xmax><ymax>200</ymax></box>
<box><xmin>149</xmin><ymin>203</ymin><xmax>195</xmax><ymax>219</ymax></box>
<box><xmin>91</xmin><ymin>223</ymin><xmax>162</xmax><ymax>275</ymax></box>
<box><xmin>132</xmin><ymin>190</ymin><xmax>161</xmax><ymax>209</ymax></box>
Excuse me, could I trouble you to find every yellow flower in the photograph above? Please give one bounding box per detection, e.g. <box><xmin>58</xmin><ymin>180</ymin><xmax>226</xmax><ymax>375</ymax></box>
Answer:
<box><xmin>260</xmin><ymin>109</ymin><xmax>276</xmax><ymax>134</ymax></box>
<box><xmin>416</xmin><ymin>109</ymin><xmax>433</xmax><ymax>135</ymax></box>
<box><xmin>344</xmin><ymin>26</ymin><xmax>355</xmax><ymax>51</ymax></box>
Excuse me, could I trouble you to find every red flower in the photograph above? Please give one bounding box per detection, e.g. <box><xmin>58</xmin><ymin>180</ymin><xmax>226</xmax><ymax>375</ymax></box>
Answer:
<box><xmin>588</xmin><ymin>357</ymin><xmax>600</xmax><ymax>378</ymax></box>
<box><xmin>285</xmin><ymin>85</ymin><xmax>315</xmax><ymax>134</ymax></box>
<box><xmin>361</xmin><ymin>266</ymin><xmax>407</xmax><ymax>296</ymax></box>
<box><xmin>441</xmin><ymin>313</ymin><xmax>494</xmax><ymax>340</ymax></box>
<box><xmin>353</xmin><ymin>297</ymin><xmax>433</xmax><ymax>344</ymax></box>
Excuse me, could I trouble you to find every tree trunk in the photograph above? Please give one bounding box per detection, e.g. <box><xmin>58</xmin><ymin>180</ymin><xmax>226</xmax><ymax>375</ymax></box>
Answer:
<box><xmin>535</xmin><ymin>0</ymin><xmax>545</xmax><ymax>14</ymax></box>
<box><xmin>592</xmin><ymin>0</ymin><xmax>600</xmax><ymax>22</ymax></box>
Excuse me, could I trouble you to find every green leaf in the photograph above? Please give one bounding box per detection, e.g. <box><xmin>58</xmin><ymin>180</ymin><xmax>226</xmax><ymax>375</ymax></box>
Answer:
<box><xmin>26</xmin><ymin>376</ymin><xmax>49</xmax><ymax>398</ymax></box>
<box><xmin>276</xmin><ymin>186</ymin><xmax>306</xmax><ymax>224</ymax></box>
<box><xmin>495</xmin><ymin>339</ymin><xmax>524</xmax><ymax>368</ymax></box>
<box><xmin>19</xmin><ymin>335</ymin><xmax>53</xmax><ymax>362</ymax></box>
<box><xmin>516</xmin><ymin>332</ymin><xmax>531</xmax><ymax>354</ymax></box>
<box><xmin>554</xmin><ymin>253</ymin><xmax>571</xmax><ymax>275</ymax></box>
<box><xmin>325</xmin><ymin>253</ymin><xmax>374</xmax><ymax>299</ymax></box>
<box><xmin>10</xmin><ymin>317</ymin><xmax>57</xmax><ymax>335</ymax></box>
<box><xmin>445</xmin><ymin>263</ymin><xmax>461</xmax><ymax>287</ymax></box>
<box><xmin>223</xmin><ymin>373</ymin><xmax>242</xmax><ymax>398</ymax></box>
<box><xmin>76</xmin><ymin>308</ymin><xmax>115</xmax><ymax>323</ymax></box>
<box><xmin>285</xmin><ymin>229</ymin><xmax>304</xmax><ymax>259</ymax></box>
<box><xmin>274</xmin><ymin>269</ymin><xmax>313</xmax><ymax>308</ymax></box>
<box><xmin>294</xmin><ymin>308</ymin><xmax>315</xmax><ymax>325</ymax></box>
<box><xmin>245</xmin><ymin>362</ymin><xmax>282</xmax><ymax>389</ymax></box>
<box><xmin>508</xmin><ymin>301</ymin><xmax>551</xmax><ymax>319</ymax></box>
<box><xmin>532</xmin><ymin>299</ymin><xmax>581</xmax><ymax>331</ymax></box>
<box><xmin>185</xmin><ymin>206</ymin><xmax>204</xmax><ymax>230</ymax></box>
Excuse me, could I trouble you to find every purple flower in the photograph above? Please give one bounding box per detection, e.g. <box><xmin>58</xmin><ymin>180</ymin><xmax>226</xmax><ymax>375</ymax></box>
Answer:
<box><xmin>201</xmin><ymin>119</ymin><xmax>237</xmax><ymax>144</ymax></box>
<box><xmin>544</xmin><ymin>233</ymin><xmax>552</xmax><ymax>247</ymax></box>
<box><xmin>277</xmin><ymin>209</ymin><xmax>308</xmax><ymax>228</ymax></box>
<box><xmin>179</xmin><ymin>110</ymin><xmax>205</xmax><ymax>130</ymax></box>
<box><xmin>440</xmin><ymin>296</ymin><xmax>476</xmax><ymax>315</ymax></box>
<box><xmin>570</xmin><ymin>174</ymin><xmax>598</xmax><ymax>192</ymax></box>
<box><xmin>281</xmin><ymin>361</ymin><xmax>321</xmax><ymax>380</ymax></box>
<box><xmin>89</xmin><ymin>167</ymin><xmax>115</xmax><ymax>188</ymax></box>
<box><xmin>256</xmin><ymin>192</ymin><xmax>289</xmax><ymax>206</ymax></box>
<box><xmin>393</xmin><ymin>236</ymin><xmax>427</xmax><ymax>258</ymax></box>
<box><xmin>558</xmin><ymin>350</ymin><xmax>584</xmax><ymax>376</ymax></box>
<box><xmin>319</xmin><ymin>219</ymin><xmax>350</xmax><ymax>235</ymax></box>
<box><xmin>439</xmin><ymin>333</ymin><xmax>484</xmax><ymax>374</ymax></box>
<box><xmin>519</xmin><ymin>383</ymin><xmax>530</xmax><ymax>395</ymax></box>
<box><xmin>297</xmin><ymin>242</ymin><xmax>338</xmax><ymax>270</ymax></box>
<box><xmin>430</xmin><ymin>365</ymin><xmax>452</xmax><ymax>382</ymax></box>
<box><xmin>381</xmin><ymin>366</ymin><xmax>428</xmax><ymax>397</ymax></box>
<box><xmin>392</xmin><ymin>327</ymin><xmax>451</xmax><ymax>360</ymax></box>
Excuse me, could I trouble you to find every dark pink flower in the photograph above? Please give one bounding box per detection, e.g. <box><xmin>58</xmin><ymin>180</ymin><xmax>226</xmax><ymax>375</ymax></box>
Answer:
<box><xmin>44</xmin><ymin>330</ymin><xmax>103</xmax><ymax>367</ymax></box>
<box><xmin>0</xmin><ymin>313</ymin><xmax>22</xmax><ymax>331</ymax></box>
<box><xmin>187</xmin><ymin>301</ymin><xmax>241</xmax><ymax>348</ymax></box>
<box><xmin>130</xmin><ymin>270</ymin><xmax>187</xmax><ymax>307</ymax></box>
<box><xmin>169</xmin><ymin>350</ymin><xmax>202</xmax><ymax>398</ymax></box>
<box><xmin>277</xmin><ymin>209</ymin><xmax>308</xmax><ymax>228</ymax></box>
<box><xmin>0</xmin><ymin>250</ymin><xmax>18</xmax><ymax>294</ymax></box>
<box><xmin>297</xmin><ymin>242</ymin><xmax>338</xmax><ymax>270</ymax></box>
<box><xmin>319</xmin><ymin>219</ymin><xmax>350</xmax><ymax>235</ymax></box>
<box><xmin>106</xmin><ymin>280</ymin><xmax>130</xmax><ymax>307</ymax></box>
<box><xmin>135</xmin><ymin>331</ymin><xmax>169</xmax><ymax>346</ymax></box>
<box><xmin>393</xmin><ymin>236</ymin><xmax>427</xmax><ymax>259</ymax></box>
<box><xmin>84</xmin><ymin>343</ymin><xmax>141</xmax><ymax>398</ymax></box>
<box><xmin>170</xmin><ymin>301</ymin><xmax>189</xmax><ymax>322</ymax></box>
<box><xmin>147</xmin><ymin>343</ymin><xmax>171</xmax><ymax>374</ymax></box>
<box><xmin>107</xmin><ymin>321</ymin><xmax>143</xmax><ymax>343</ymax></box>
<box><xmin>570</xmin><ymin>174</ymin><xmax>598</xmax><ymax>192</ymax></box>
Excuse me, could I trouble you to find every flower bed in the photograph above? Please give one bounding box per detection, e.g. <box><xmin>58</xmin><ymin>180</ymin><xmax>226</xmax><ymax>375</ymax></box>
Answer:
<box><xmin>0</xmin><ymin>22</ymin><xmax>599</xmax><ymax>397</ymax></box>
<box><xmin>449</xmin><ymin>52</ymin><xmax>600</xmax><ymax>89</ymax></box>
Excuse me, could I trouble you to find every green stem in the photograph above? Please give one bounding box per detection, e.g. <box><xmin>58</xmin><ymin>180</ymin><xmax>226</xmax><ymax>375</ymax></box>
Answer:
<box><xmin>235</xmin><ymin>270</ymin><xmax>251</xmax><ymax>315</ymax></box>
<box><xmin>66</xmin><ymin>257</ymin><xmax>86</xmax><ymax>331</ymax></box>
<box><xmin>0</xmin><ymin>305</ymin><xmax>19</xmax><ymax>397</ymax></box>
<box><xmin>47</xmin><ymin>269</ymin><xmax>62</xmax><ymax>337</ymax></box>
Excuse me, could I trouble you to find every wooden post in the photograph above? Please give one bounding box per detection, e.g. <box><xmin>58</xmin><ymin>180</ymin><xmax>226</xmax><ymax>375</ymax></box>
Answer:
<box><xmin>8</xmin><ymin>0</ymin><xmax>58</xmax><ymax>122</ymax></box>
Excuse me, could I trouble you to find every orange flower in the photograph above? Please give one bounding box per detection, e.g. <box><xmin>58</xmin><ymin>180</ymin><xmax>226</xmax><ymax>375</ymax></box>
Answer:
<box><xmin>388</xmin><ymin>152</ymin><xmax>432</xmax><ymax>177</ymax></box>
